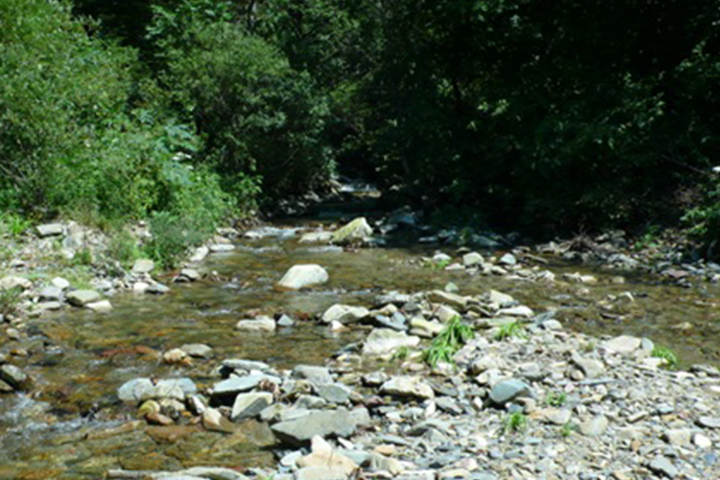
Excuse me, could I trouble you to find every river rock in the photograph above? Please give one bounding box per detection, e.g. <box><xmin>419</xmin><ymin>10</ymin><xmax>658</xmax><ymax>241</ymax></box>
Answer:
<box><xmin>202</xmin><ymin>407</ymin><xmax>234</xmax><ymax>433</ymax></box>
<box><xmin>0</xmin><ymin>276</ymin><xmax>31</xmax><ymax>290</ymax></box>
<box><xmin>579</xmin><ymin>415</ymin><xmax>609</xmax><ymax>436</ymax></box>
<box><xmin>180</xmin><ymin>343</ymin><xmax>213</xmax><ymax>358</ymax></box>
<box><xmin>86</xmin><ymin>300</ymin><xmax>113</xmax><ymax>312</ymax></box>
<box><xmin>489</xmin><ymin>379</ymin><xmax>533</xmax><ymax>406</ymax></box>
<box><xmin>300</xmin><ymin>231</ymin><xmax>333</xmax><ymax>244</ymax></box>
<box><xmin>297</xmin><ymin>436</ymin><xmax>358</xmax><ymax>475</ymax></box>
<box><xmin>427</xmin><ymin>290</ymin><xmax>467</xmax><ymax>310</ymax></box>
<box><xmin>487</xmin><ymin>290</ymin><xmax>514</xmax><ymax>308</ymax></box>
<box><xmin>210</xmin><ymin>244</ymin><xmax>235</xmax><ymax>253</ymax></box>
<box><xmin>117</xmin><ymin>378</ymin><xmax>196</xmax><ymax>403</ymax></box>
<box><xmin>409</xmin><ymin>317</ymin><xmax>443</xmax><ymax>338</ymax></box>
<box><xmin>66</xmin><ymin>289</ymin><xmax>101</xmax><ymax>307</ymax></box>
<box><xmin>571</xmin><ymin>353</ymin><xmax>605</xmax><ymax>379</ymax></box>
<box><xmin>380</xmin><ymin>376</ymin><xmax>435</xmax><ymax>400</ymax></box>
<box><xmin>648</xmin><ymin>456</ymin><xmax>678</xmax><ymax>478</ymax></box>
<box><xmin>331</xmin><ymin>217</ymin><xmax>373</xmax><ymax>245</ymax></box>
<box><xmin>236</xmin><ymin>316</ymin><xmax>276</xmax><ymax>332</ymax></box>
<box><xmin>36</xmin><ymin>223</ymin><xmax>64</xmax><ymax>237</ymax></box>
<box><xmin>321</xmin><ymin>305</ymin><xmax>370</xmax><ymax>324</ymax></box>
<box><xmin>51</xmin><ymin>277</ymin><xmax>70</xmax><ymax>290</ymax></box>
<box><xmin>497</xmin><ymin>306</ymin><xmax>534</xmax><ymax>318</ymax></box>
<box><xmin>132</xmin><ymin>258</ymin><xmax>155</xmax><ymax>274</ymax></box>
<box><xmin>462</xmin><ymin>252</ymin><xmax>484</xmax><ymax>267</ymax></box>
<box><xmin>602</xmin><ymin>335</ymin><xmax>641</xmax><ymax>354</ymax></box>
<box><xmin>178</xmin><ymin>268</ymin><xmax>200</xmax><ymax>282</ymax></box>
<box><xmin>278</xmin><ymin>265</ymin><xmax>329</xmax><ymax>290</ymax></box>
<box><xmin>317</xmin><ymin>384</ymin><xmax>352</xmax><ymax>404</ymax></box>
<box><xmin>271</xmin><ymin>407</ymin><xmax>371</xmax><ymax>446</ymax></box>
<box><xmin>189</xmin><ymin>246</ymin><xmax>209</xmax><ymax>263</ymax></box>
<box><xmin>697</xmin><ymin>416</ymin><xmax>720</xmax><ymax>429</ymax></box>
<box><xmin>362</xmin><ymin>329</ymin><xmax>420</xmax><ymax>356</ymax></box>
<box><xmin>39</xmin><ymin>286</ymin><xmax>63</xmax><ymax>302</ymax></box>
<box><xmin>293</xmin><ymin>365</ymin><xmax>334</xmax><ymax>385</ymax></box>
<box><xmin>499</xmin><ymin>253</ymin><xmax>517</xmax><ymax>266</ymax></box>
<box><xmin>296</xmin><ymin>467</ymin><xmax>349</xmax><ymax>480</ymax></box>
<box><xmin>212</xmin><ymin>374</ymin><xmax>280</xmax><ymax>397</ymax></box>
<box><xmin>231</xmin><ymin>392</ymin><xmax>274</xmax><ymax>420</ymax></box>
<box><xmin>0</xmin><ymin>364</ymin><xmax>31</xmax><ymax>390</ymax></box>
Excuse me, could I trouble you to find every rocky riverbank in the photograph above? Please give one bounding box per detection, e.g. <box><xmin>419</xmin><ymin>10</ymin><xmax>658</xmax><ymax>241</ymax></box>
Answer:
<box><xmin>105</xmin><ymin>281</ymin><xmax>720</xmax><ymax>480</ymax></box>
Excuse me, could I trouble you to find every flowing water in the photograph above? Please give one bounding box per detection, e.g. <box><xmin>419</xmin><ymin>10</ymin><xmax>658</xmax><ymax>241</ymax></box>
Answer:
<box><xmin>2</xmin><ymin>191</ymin><xmax>720</xmax><ymax>478</ymax></box>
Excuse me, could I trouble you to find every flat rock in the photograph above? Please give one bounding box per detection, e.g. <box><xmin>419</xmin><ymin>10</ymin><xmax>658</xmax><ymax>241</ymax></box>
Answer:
<box><xmin>297</xmin><ymin>436</ymin><xmax>358</xmax><ymax>475</ymax></box>
<box><xmin>317</xmin><ymin>384</ymin><xmax>352</xmax><ymax>404</ymax></box>
<box><xmin>362</xmin><ymin>329</ymin><xmax>420</xmax><ymax>356</ymax></box>
<box><xmin>380</xmin><ymin>377</ymin><xmax>435</xmax><ymax>400</ymax></box>
<box><xmin>571</xmin><ymin>353</ymin><xmax>605</xmax><ymax>379</ymax></box>
<box><xmin>296</xmin><ymin>467</ymin><xmax>349</xmax><ymax>480</ymax></box>
<box><xmin>209</xmin><ymin>244</ymin><xmax>236</xmax><ymax>253</ymax></box>
<box><xmin>321</xmin><ymin>304</ymin><xmax>370</xmax><ymax>324</ymax></box>
<box><xmin>579</xmin><ymin>415</ymin><xmax>609</xmax><ymax>437</ymax></box>
<box><xmin>0</xmin><ymin>364</ymin><xmax>30</xmax><ymax>390</ymax></box>
<box><xmin>36</xmin><ymin>223</ymin><xmax>64</xmax><ymax>237</ymax></box>
<box><xmin>236</xmin><ymin>317</ymin><xmax>276</xmax><ymax>332</ymax></box>
<box><xmin>132</xmin><ymin>259</ymin><xmax>155</xmax><ymax>274</ymax></box>
<box><xmin>231</xmin><ymin>392</ymin><xmax>274</xmax><ymax>420</ymax></box>
<box><xmin>180</xmin><ymin>344</ymin><xmax>213</xmax><ymax>358</ymax></box>
<box><xmin>278</xmin><ymin>265</ymin><xmax>329</xmax><ymax>290</ymax></box>
<box><xmin>462</xmin><ymin>252</ymin><xmax>484</xmax><ymax>267</ymax></box>
<box><xmin>489</xmin><ymin>379</ymin><xmax>532</xmax><ymax>406</ymax></box>
<box><xmin>39</xmin><ymin>286</ymin><xmax>63</xmax><ymax>302</ymax></box>
<box><xmin>212</xmin><ymin>374</ymin><xmax>280</xmax><ymax>397</ymax></box>
<box><xmin>271</xmin><ymin>408</ymin><xmax>371</xmax><ymax>446</ymax></box>
<box><xmin>602</xmin><ymin>335</ymin><xmax>641</xmax><ymax>354</ymax></box>
<box><xmin>86</xmin><ymin>300</ymin><xmax>113</xmax><ymax>312</ymax></box>
<box><xmin>697</xmin><ymin>416</ymin><xmax>720</xmax><ymax>429</ymax></box>
<box><xmin>0</xmin><ymin>276</ymin><xmax>32</xmax><ymax>290</ymax></box>
<box><xmin>117</xmin><ymin>378</ymin><xmax>196</xmax><ymax>403</ymax></box>
<box><xmin>66</xmin><ymin>290</ymin><xmax>101</xmax><ymax>307</ymax></box>
<box><xmin>293</xmin><ymin>365</ymin><xmax>334</xmax><ymax>385</ymax></box>
<box><xmin>648</xmin><ymin>456</ymin><xmax>678</xmax><ymax>478</ymax></box>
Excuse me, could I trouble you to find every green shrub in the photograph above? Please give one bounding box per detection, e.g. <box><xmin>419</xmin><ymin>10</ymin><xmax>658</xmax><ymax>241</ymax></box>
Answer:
<box><xmin>107</xmin><ymin>229</ymin><xmax>142</xmax><ymax>268</ymax></box>
<box><xmin>495</xmin><ymin>321</ymin><xmax>528</xmax><ymax>341</ymax></box>
<box><xmin>423</xmin><ymin>316</ymin><xmax>474</xmax><ymax>367</ymax></box>
<box><xmin>652</xmin><ymin>345</ymin><xmax>679</xmax><ymax>369</ymax></box>
<box><xmin>0</xmin><ymin>287</ymin><xmax>22</xmax><ymax>316</ymax></box>
<box><xmin>503</xmin><ymin>412</ymin><xmax>528</xmax><ymax>435</ymax></box>
<box><xmin>0</xmin><ymin>213</ymin><xmax>31</xmax><ymax>238</ymax></box>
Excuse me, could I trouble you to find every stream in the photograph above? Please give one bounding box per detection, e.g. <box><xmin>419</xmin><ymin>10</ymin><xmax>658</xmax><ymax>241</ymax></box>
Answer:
<box><xmin>2</xmin><ymin>189</ymin><xmax>720</xmax><ymax>479</ymax></box>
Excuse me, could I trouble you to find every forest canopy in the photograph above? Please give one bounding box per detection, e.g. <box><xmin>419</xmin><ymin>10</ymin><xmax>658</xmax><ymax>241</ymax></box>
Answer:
<box><xmin>3</xmin><ymin>0</ymin><xmax>720</xmax><ymax>243</ymax></box>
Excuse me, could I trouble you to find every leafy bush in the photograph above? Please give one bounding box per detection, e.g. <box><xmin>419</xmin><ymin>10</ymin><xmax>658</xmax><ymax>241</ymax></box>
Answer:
<box><xmin>151</xmin><ymin>2</ymin><xmax>334</xmax><ymax>203</ymax></box>
<box><xmin>423</xmin><ymin>316</ymin><xmax>474</xmax><ymax>367</ymax></box>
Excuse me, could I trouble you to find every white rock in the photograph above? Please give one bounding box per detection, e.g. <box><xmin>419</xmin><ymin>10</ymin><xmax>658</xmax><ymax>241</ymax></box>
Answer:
<box><xmin>236</xmin><ymin>316</ymin><xmax>276</xmax><ymax>332</ymax></box>
<box><xmin>362</xmin><ymin>329</ymin><xmax>420</xmax><ymax>356</ymax></box>
<box><xmin>86</xmin><ymin>300</ymin><xmax>113</xmax><ymax>313</ymax></box>
<box><xmin>321</xmin><ymin>305</ymin><xmax>369</xmax><ymax>324</ymax></box>
<box><xmin>278</xmin><ymin>265</ymin><xmax>329</xmax><ymax>290</ymax></box>
<box><xmin>380</xmin><ymin>376</ymin><xmax>435</xmax><ymax>399</ymax></box>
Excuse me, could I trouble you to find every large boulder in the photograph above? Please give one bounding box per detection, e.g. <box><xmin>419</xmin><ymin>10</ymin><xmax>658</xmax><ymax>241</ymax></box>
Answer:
<box><xmin>321</xmin><ymin>304</ymin><xmax>370</xmax><ymax>324</ymax></box>
<box><xmin>277</xmin><ymin>265</ymin><xmax>329</xmax><ymax>290</ymax></box>
<box><xmin>331</xmin><ymin>217</ymin><xmax>373</xmax><ymax>245</ymax></box>
<box><xmin>362</xmin><ymin>329</ymin><xmax>420</xmax><ymax>356</ymax></box>
<box><xmin>271</xmin><ymin>407</ymin><xmax>371</xmax><ymax>446</ymax></box>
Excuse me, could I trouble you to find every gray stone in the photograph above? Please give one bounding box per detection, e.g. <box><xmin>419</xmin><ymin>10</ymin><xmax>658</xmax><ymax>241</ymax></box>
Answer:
<box><xmin>277</xmin><ymin>315</ymin><xmax>295</xmax><ymax>327</ymax></box>
<box><xmin>489</xmin><ymin>379</ymin><xmax>533</xmax><ymax>406</ymax></box>
<box><xmin>271</xmin><ymin>408</ymin><xmax>371</xmax><ymax>446</ymax></box>
<box><xmin>602</xmin><ymin>335</ymin><xmax>641</xmax><ymax>354</ymax></box>
<box><xmin>462</xmin><ymin>252</ymin><xmax>484</xmax><ymax>267</ymax></box>
<box><xmin>0</xmin><ymin>364</ymin><xmax>30</xmax><ymax>390</ymax></box>
<box><xmin>132</xmin><ymin>259</ymin><xmax>155</xmax><ymax>274</ymax></box>
<box><xmin>0</xmin><ymin>276</ymin><xmax>32</xmax><ymax>290</ymax></box>
<box><xmin>212</xmin><ymin>374</ymin><xmax>280</xmax><ymax>397</ymax></box>
<box><xmin>117</xmin><ymin>377</ymin><xmax>196</xmax><ymax>402</ymax></box>
<box><xmin>180</xmin><ymin>343</ymin><xmax>213</xmax><ymax>358</ymax></box>
<box><xmin>296</xmin><ymin>467</ymin><xmax>349</xmax><ymax>480</ymax></box>
<box><xmin>499</xmin><ymin>253</ymin><xmax>517</xmax><ymax>266</ymax></box>
<box><xmin>210</xmin><ymin>244</ymin><xmax>236</xmax><ymax>253</ymax></box>
<box><xmin>363</xmin><ymin>329</ymin><xmax>420</xmax><ymax>356</ymax></box>
<box><xmin>236</xmin><ymin>317</ymin><xmax>276</xmax><ymax>332</ymax></box>
<box><xmin>648</xmin><ymin>456</ymin><xmax>678</xmax><ymax>478</ymax></box>
<box><xmin>202</xmin><ymin>407</ymin><xmax>235</xmax><ymax>433</ymax></box>
<box><xmin>51</xmin><ymin>277</ymin><xmax>70</xmax><ymax>290</ymax></box>
<box><xmin>572</xmin><ymin>353</ymin><xmax>605</xmax><ymax>379</ymax></box>
<box><xmin>321</xmin><ymin>305</ymin><xmax>369</xmax><ymax>324</ymax></box>
<box><xmin>380</xmin><ymin>377</ymin><xmax>435</xmax><ymax>400</ymax></box>
<box><xmin>663</xmin><ymin>429</ymin><xmax>691</xmax><ymax>446</ymax></box>
<box><xmin>39</xmin><ymin>286</ymin><xmax>63</xmax><ymax>302</ymax></box>
<box><xmin>145</xmin><ymin>283</ymin><xmax>170</xmax><ymax>295</ymax></box>
<box><xmin>579</xmin><ymin>415</ymin><xmax>609</xmax><ymax>437</ymax></box>
<box><xmin>66</xmin><ymin>290</ymin><xmax>101</xmax><ymax>307</ymax></box>
<box><xmin>179</xmin><ymin>268</ymin><xmax>200</xmax><ymax>281</ymax></box>
<box><xmin>231</xmin><ymin>392</ymin><xmax>274</xmax><ymax>420</ymax></box>
<box><xmin>86</xmin><ymin>300</ymin><xmax>113</xmax><ymax>312</ymax></box>
<box><xmin>427</xmin><ymin>290</ymin><xmax>468</xmax><ymax>310</ymax></box>
<box><xmin>223</xmin><ymin>359</ymin><xmax>271</xmax><ymax>372</ymax></box>
<box><xmin>317</xmin><ymin>384</ymin><xmax>352</xmax><ymax>404</ymax></box>
<box><xmin>278</xmin><ymin>265</ymin><xmax>329</xmax><ymax>290</ymax></box>
<box><xmin>697</xmin><ymin>416</ymin><xmax>720</xmax><ymax>429</ymax></box>
<box><xmin>36</xmin><ymin>223</ymin><xmax>64</xmax><ymax>237</ymax></box>
<box><xmin>293</xmin><ymin>365</ymin><xmax>334</xmax><ymax>385</ymax></box>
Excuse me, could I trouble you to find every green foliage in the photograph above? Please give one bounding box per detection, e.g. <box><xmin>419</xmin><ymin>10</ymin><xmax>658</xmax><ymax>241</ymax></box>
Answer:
<box><xmin>652</xmin><ymin>345</ymin><xmax>680</xmax><ymax>369</ymax></box>
<box><xmin>0</xmin><ymin>287</ymin><xmax>22</xmax><ymax>316</ymax></box>
<box><xmin>391</xmin><ymin>346</ymin><xmax>410</xmax><ymax>362</ymax></box>
<box><xmin>107</xmin><ymin>229</ymin><xmax>142</xmax><ymax>269</ymax></box>
<box><xmin>495</xmin><ymin>321</ymin><xmax>527</xmax><ymax>342</ymax></box>
<box><xmin>560</xmin><ymin>422</ymin><xmax>576</xmax><ymax>438</ymax></box>
<box><xmin>423</xmin><ymin>316</ymin><xmax>474</xmax><ymax>367</ymax></box>
<box><xmin>503</xmin><ymin>412</ymin><xmax>528</xmax><ymax>435</ymax></box>
<box><xmin>73</xmin><ymin>247</ymin><xmax>94</xmax><ymax>267</ymax></box>
<box><xmin>544</xmin><ymin>391</ymin><xmax>568</xmax><ymax>407</ymax></box>
<box><xmin>633</xmin><ymin>225</ymin><xmax>661</xmax><ymax>251</ymax></box>
<box><xmin>425</xmin><ymin>259</ymin><xmax>451</xmax><ymax>271</ymax></box>
<box><xmin>0</xmin><ymin>213</ymin><xmax>31</xmax><ymax>238</ymax></box>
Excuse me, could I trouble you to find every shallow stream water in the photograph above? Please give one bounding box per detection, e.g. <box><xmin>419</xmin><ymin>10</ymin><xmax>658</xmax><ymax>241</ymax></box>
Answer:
<box><xmin>2</xmin><ymin>192</ymin><xmax>720</xmax><ymax>478</ymax></box>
